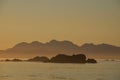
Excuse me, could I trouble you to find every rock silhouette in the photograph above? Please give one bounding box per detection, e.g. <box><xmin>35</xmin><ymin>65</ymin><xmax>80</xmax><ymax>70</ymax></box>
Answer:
<box><xmin>86</xmin><ymin>58</ymin><xmax>97</xmax><ymax>63</ymax></box>
<box><xmin>27</xmin><ymin>56</ymin><xmax>49</xmax><ymax>62</ymax></box>
<box><xmin>5</xmin><ymin>59</ymin><xmax>11</xmax><ymax>62</ymax></box>
<box><xmin>11</xmin><ymin>58</ymin><xmax>22</xmax><ymax>62</ymax></box>
<box><xmin>3</xmin><ymin>58</ymin><xmax>23</xmax><ymax>62</ymax></box>
<box><xmin>50</xmin><ymin>54</ymin><xmax>97</xmax><ymax>63</ymax></box>
<box><xmin>3</xmin><ymin>54</ymin><xmax>97</xmax><ymax>63</ymax></box>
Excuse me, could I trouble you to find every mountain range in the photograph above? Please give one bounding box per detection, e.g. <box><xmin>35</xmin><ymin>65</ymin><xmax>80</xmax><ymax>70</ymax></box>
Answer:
<box><xmin>0</xmin><ymin>40</ymin><xmax>120</xmax><ymax>59</ymax></box>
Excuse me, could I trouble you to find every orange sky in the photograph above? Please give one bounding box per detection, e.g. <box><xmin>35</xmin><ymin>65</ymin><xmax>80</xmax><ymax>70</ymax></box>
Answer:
<box><xmin>0</xmin><ymin>0</ymin><xmax>120</xmax><ymax>50</ymax></box>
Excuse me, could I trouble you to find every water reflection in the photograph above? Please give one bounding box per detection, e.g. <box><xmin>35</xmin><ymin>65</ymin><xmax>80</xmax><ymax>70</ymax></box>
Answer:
<box><xmin>0</xmin><ymin>61</ymin><xmax>120</xmax><ymax>80</ymax></box>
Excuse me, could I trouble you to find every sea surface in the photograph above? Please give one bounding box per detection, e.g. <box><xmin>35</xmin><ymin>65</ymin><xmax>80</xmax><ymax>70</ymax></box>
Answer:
<box><xmin>0</xmin><ymin>61</ymin><xmax>120</xmax><ymax>80</ymax></box>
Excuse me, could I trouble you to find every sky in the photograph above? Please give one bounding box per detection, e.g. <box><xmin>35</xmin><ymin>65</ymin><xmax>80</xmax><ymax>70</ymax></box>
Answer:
<box><xmin>0</xmin><ymin>0</ymin><xmax>120</xmax><ymax>50</ymax></box>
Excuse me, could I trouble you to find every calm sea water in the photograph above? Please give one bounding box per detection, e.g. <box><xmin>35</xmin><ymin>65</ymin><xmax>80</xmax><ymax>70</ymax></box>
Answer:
<box><xmin>0</xmin><ymin>61</ymin><xmax>120</xmax><ymax>80</ymax></box>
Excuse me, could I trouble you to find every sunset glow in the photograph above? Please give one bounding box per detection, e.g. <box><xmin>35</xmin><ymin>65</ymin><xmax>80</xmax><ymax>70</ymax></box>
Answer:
<box><xmin>0</xmin><ymin>0</ymin><xmax>120</xmax><ymax>50</ymax></box>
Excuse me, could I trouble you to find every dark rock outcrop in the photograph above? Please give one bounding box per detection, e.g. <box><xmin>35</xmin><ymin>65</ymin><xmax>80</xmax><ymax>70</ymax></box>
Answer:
<box><xmin>3</xmin><ymin>54</ymin><xmax>97</xmax><ymax>63</ymax></box>
<box><xmin>50</xmin><ymin>54</ymin><xmax>96</xmax><ymax>63</ymax></box>
<box><xmin>50</xmin><ymin>54</ymin><xmax>72</xmax><ymax>63</ymax></box>
<box><xmin>86</xmin><ymin>58</ymin><xmax>97</xmax><ymax>63</ymax></box>
<box><xmin>5</xmin><ymin>59</ymin><xmax>11</xmax><ymax>62</ymax></box>
<box><xmin>71</xmin><ymin>54</ymin><xmax>86</xmax><ymax>63</ymax></box>
<box><xmin>27</xmin><ymin>56</ymin><xmax>49</xmax><ymax>62</ymax></box>
<box><xmin>11</xmin><ymin>58</ymin><xmax>22</xmax><ymax>62</ymax></box>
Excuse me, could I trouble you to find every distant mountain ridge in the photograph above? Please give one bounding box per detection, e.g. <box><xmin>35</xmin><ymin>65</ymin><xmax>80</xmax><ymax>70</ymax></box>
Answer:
<box><xmin>0</xmin><ymin>40</ymin><xmax>120</xmax><ymax>59</ymax></box>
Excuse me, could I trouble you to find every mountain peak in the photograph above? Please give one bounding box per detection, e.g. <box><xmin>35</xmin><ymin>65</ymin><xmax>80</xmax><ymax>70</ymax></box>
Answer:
<box><xmin>49</xmin><ymin>39</ymin><xmax>58</xmax><ymax>43</ymax></box>
<box><xmin>47</xmin><ymin>40</ymin><xmax>76</xmax><ymax>46</ymax></box>
<box><xmin>81</xmin><ymin>43</ymin><xmax>95</xmax><ymax>47</ymax></box>
<box><xmin>0</xmin><ymin>40</ymin><xmax>120</xmax><ymax>59</ymax></box>
<box><xmin>48</xmin><ymin>40</ymin><xmax>74</xmax><ymax>44</ymax></box>
<box><xmin>14</xmin><ymin>42</ymin><xmax>29</xmax><ymax>47</ymax></box>
<box><xmin>61</xmin><ymin>40</ymin><xmax>74</xmax><ymax>44</ymax></box>
<box><xmin>30</xmin><ymin>41</ymin><xmax>43</xmax><ymax>46</ymax></box>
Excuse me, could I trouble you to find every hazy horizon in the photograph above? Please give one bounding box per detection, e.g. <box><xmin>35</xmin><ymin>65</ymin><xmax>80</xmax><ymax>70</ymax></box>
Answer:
<box><xmin>0</xmin><ymin>0</ymin><xmax>120</xmax><ymax>50</ymax></box>
<box><xmin>0</xmin><ymin>1</ymin><xmax>120</xmax><ymax>80</ymax></box>
<box><xmin>1</xmin><ymin>39</ymin><xmax>120</xmax><ymax>50</ymax></box>
<box><xmin>0</xmin><ymin>39</ymin><xmax>120</xmax><ymax>59</ymax></box>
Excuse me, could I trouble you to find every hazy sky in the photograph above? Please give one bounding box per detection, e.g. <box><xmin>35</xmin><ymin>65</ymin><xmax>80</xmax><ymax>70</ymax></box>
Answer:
<box><xmin>0</xmin><ymin>0</ymin><xmax>120</xmax><ymax>50</ymax></box>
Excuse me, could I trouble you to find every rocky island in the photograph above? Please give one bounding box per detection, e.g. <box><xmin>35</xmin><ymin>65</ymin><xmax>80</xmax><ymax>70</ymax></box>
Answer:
<box><xmin>3</xmin><ymin>53</ymin><xmax>97</xmax><ymax>63</ymax></box>
<box><xmin>27</xmin><ymin>54</ymin><xmax>97</xmax><ymax>63</ymax></box>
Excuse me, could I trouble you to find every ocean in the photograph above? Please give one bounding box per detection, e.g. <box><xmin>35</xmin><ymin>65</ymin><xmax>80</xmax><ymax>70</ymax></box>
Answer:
<box><xmin>0</xmin><ymin>61</ymin><xmax>120</xmax><ymax>80</ymax></box>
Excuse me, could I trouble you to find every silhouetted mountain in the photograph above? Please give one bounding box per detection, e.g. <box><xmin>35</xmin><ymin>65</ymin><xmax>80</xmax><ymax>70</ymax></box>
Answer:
<box><xmin>79</xmin><ymin>43</ymin><xmax>120</xmax><ymax>59</ymax></box>
<box><xmin>0</xmin><ymin>40</ymin><xmax>120</xmax><ymax>59</ymax></box>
